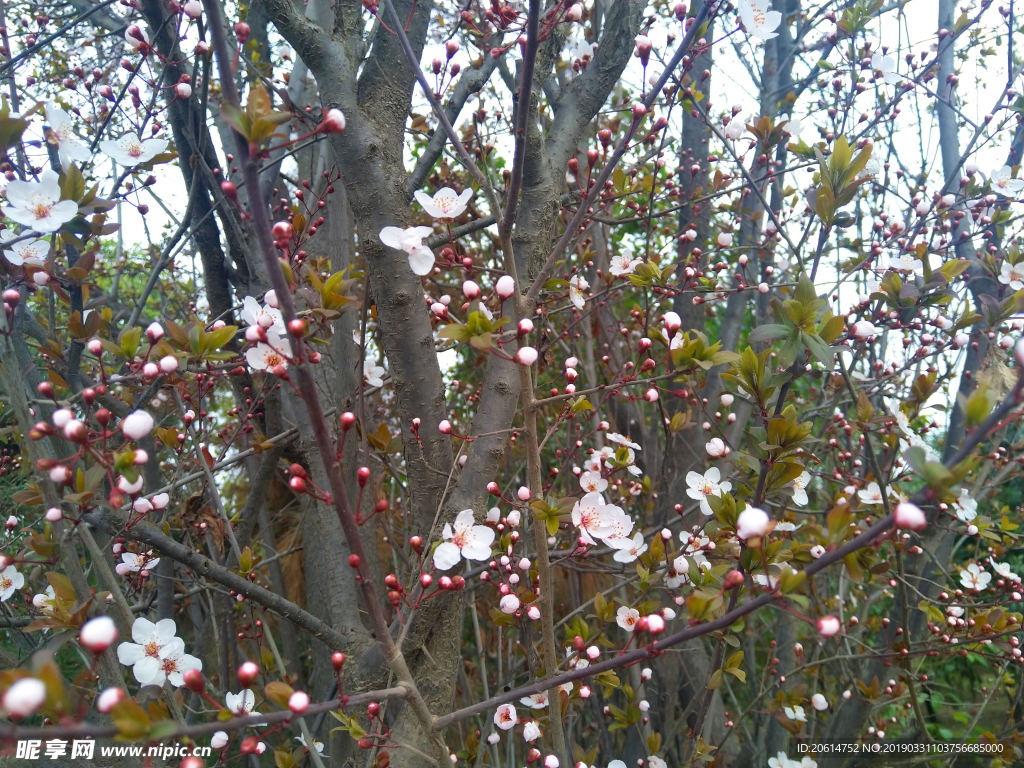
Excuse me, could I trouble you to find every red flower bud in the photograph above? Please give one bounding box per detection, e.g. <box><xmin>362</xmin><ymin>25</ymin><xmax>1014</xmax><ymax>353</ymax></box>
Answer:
<box><xmin>183</xmin><ymin>669</ymin><xmax>205</xmax><ymax>692</ymax></box>
<box><xmin>723</xmin><ymin>570</ymin><xmax>745</xmax><ymax>590</ymax></box>
<box><xmin>237</xmin><ymin>661</ymin><xmax>259</xmax><ymax>688</ymax></box>
<box><xmin>272</xmin><ymin>221</ymin><xmax>293</xmax><ymax>242</ymax></box>
<box><xmin>357</xmin><ymin>466</ymin><xmax>370</xmax><ymax>486</ymax></box>
<box><xmin>348</xmin><ymin>554</ymin><xmax>361</xmax><ymax>568</ymax></box>
<box><xmin>331</xmin><ymin>652</ymin><xmax>345</xmax><ymax>671</ymax></box>
<box><xmin>341</xmin><ymin>412</ymin><xmax>356</xmax><ymax>431</ymax></box>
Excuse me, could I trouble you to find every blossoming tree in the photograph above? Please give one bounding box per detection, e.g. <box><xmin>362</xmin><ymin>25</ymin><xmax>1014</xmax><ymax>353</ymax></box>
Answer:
<box><xmin>0</xmin><ymin>0</ymin><xmax>1023</xmax><ymax>767</ymax></box>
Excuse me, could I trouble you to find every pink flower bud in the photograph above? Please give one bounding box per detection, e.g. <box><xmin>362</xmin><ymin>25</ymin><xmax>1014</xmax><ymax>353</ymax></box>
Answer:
<box><xmin>45</xmin><ymin>507</ymin><xmax>63</xmax><ymax>522</ymax></box>
<box><xmin>288</xmin><ymin>690</ymin><xmax>310</xmax><ymax>713</ymax></box>
<box><xmin>159</xmin><ymin>355</ymin><xmax>178</xmax><ymax>373</ymax></box>
<box><xmin>175</xmin><ymin>82</ymin><xmax>193</xmax><ymax>99</ymax></box>
<box><xmin>321</xmin><ymin>108</ymin><xmax>346</xmax><ymax>133</ymax></box>
<box><xmin>894</xmin><ymin>502</ymin><xmax>926</xmax><ymax>531</ymax></box>
<box><xmin>517</xmin><ymin>486</ymin><xmax>532</xmax><ymax>501</ymax></box>
<box><xmin>122</xmin><ymin>411</ymin><xmax>154</xmax><ymax>440</ymax></box>
<box><xmin>79</xmin><ymin>616</ymin><xmax>118</xmax><ymax>653</ymax></box>
<box><xmin>96</xmin><ymin>687</ymin><xmax>126</xmax><ymax>713</ymax></box>
<box><xmin>817</xmin><ymin>615</ymin><xmax>841</xmax><ymax>637</ymax></box>
<box><xmin>495</xmin><ymin>275</ymin><xmax>516</xmax><ymax>299</ymax></box>
<box><xmin>2</xmin><ymin>678</ymin><xmax>46</xmax><ymax>717</ymax></box>
<box><xmin>514</xmin><ymin>346</ymin><xmax>538</xmax><ymax>366</ymax></box>
<box><xmin>645</xmin><ymin>614</ymin><xmax>665</xmax><ymax>634</ymax></box>
<box><xmin>237</xmin><ymin>661</ymin><xmax>260</xmax><ymax>688</ymax></box>
<box><xmin>736</xmin><ymin>507</ymin><xmax>770</xmax><ymax>540</ymax></box>
<box><xmin>499</xmin><ymin>594</ymin><xmax>520</xmax><ymax>614</ymax></box>
<box><xmin>852</xmin><ymin>320</ymin><xmax>876</xmax><ymax>340</ymax></box>
<box><xmin>439</xmin><ymin>419</ymin><xmax>452</xmax><ymax>434</ymax></box>
<box><xmin>462</xmin><ymin>280</ymin><xmax>480</xmax><ymax>299</ymax></box>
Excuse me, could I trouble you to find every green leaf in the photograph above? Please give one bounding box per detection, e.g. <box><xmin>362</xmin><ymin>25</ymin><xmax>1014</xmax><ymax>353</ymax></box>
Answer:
<box><xmin>747</xmin><ymin>324</ymin><xmax>790</xmax><ymax>343</ymax></box>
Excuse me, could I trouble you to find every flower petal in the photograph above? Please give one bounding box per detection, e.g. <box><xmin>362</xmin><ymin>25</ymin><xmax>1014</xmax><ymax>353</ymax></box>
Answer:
<box><xmin>432</xmin><ymin>541</ymin><xmax>462</xmax><ymax>571</ymax></box>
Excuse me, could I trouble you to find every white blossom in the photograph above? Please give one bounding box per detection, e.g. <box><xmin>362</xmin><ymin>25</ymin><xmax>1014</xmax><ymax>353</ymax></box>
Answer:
<box><xmin>99</xmin><ymin>135</ymin><xmax>168</xmax><ymax>168</ymax></box>
<box><xmin>959</xmin><ymin>563</ymin><xmax>991</xmax><ymax>591</ymax></box>
<box><xmin>990</xmin><ymin>166</ymin><xmax>1023</xmax><ymax>196</ymax></box>
<box><xmin>685</xmin><ymin>467</ymin><xmax>732</xmax><ymax>516</ymax></box>
<box><xmin>246</xmin><ymin>332</ymin><xmax>293</xmax><ymax>371</ymax></box>
<box><xmin>414</xmin><ymin>187</ymin><xmax>473</xmax><ymax>219</ymax></box>
<box><xmin>737</xmin><ymin>0</ymin><xmax>781</xmax><ymax>40</ymax></box>
<box><xmin>433</xmin><ymin>509</ymin><xmax>495</xmax><ymax>570</ymax></box>
<box><xmin>616</xmin><ymin>605</ymin><xmax>640</xmax><ymax>631</ymax></box>
<box><xmin>45</xmin><ymin>102</ymin><xmax>90</xmax><ymax>169</ymax></box>
<box><xmin>379</xmin><ymin>226</ymin><xmax>435</xmax><ymax>275</ymax></box>
<box><xmin>0</xmin><ymin>564</ymin><xmax>24</xmax><ymax>601</ymax></box>
<box><xmin>4</xmin><ymin>170</ymin><xmax>79</xmax><ymax>232</ymax></box>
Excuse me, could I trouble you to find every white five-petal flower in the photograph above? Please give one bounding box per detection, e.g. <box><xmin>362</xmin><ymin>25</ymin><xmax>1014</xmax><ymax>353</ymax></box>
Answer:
<box><xmin>240</xmin><ymin>296</ymin><xmax>284</xmax><ymax>335</ymax></box>
<box><xmin>433</xmin><ymin>509</ymin><xmax>495</xmax><ymax>571</ymax></box>
<box><xmin>737</xmin><ymin>0</ymin><xmax>782</xmax><ymax>41</ymax></box>
<box><xmin>571</xmin><ymin>492</ymin><xmax>615</xmax><ymax>544</ymax></box>
<box><xmin>791</xmin><ymin>470</ymin><xmax>811</xmax><ymax>506</ymax></box>
<box><xmin>991</xmin><ymin>166</ymin><xmax>1024</xmax><ymax>196</ymax></box>
<box><xmin>414</xmin><ymin>187</ymin><xmax>473</xmax><ymax>220</ymax></box>
<box><xmin>226</xmin><ymin>689</ymin><xmax>259</xmax><ymax>717</ymax></box>
<box><xmin>45</xmin><ymin>102</ymin><xmax>91</xmax><ymax>169</ymax></box>
<box><xmin>379</xmin><ymin>226</ymin><xmax>436</xmax><ymax>276</ymax></box>
<box><xmin>999</xmin><ymin>260</ymin><xmax>1024</xmax><ymax>291</ymax></box>
<box><xmin>99</xmin><ymin>134</ymin><xmax>168</xmax><ymax>168</ymax></box>
<box><xmin>609</xmin><ymin>249</ymin><xmax>641</xmax><ymax>276</ymax></box>
<box><xmin>246</xmin><ymin>332</ymin><xmax>293</xmax><ymax>371</ymax></box>
<box><xmin>122</xmin><ymin>551</ymin><xmax>160</xmax><ymax>573</ymax></box>
<box><xmin>611</xmin><ymin>531</ymin><xmax>648</xmax><ymax>563</ymax></box>
<box><xmin>857</xmin><ymin>482</ymin><xmax>884</xmax><ymax>506</ymax></box>
<box><xmin>579</xmin><ymin>470</ymin><xmax>607</xmax><ymax>494</ymax></box>
<box><xmin>363</xmin><ymin>361</ymin><xmax>386</xmax><ymax>389</ymax></box>
<box><xmin>953</xmin><ymin>488</ymin><xmax>977</xmax><ymax>522</ymax></box>
<box><xmin>5</xmin><ymin>170</ymin><xmax>79</xmax><ymax>233</ymax></box>
<box><xmin>116</xmin><ymin>617</ymin><xmax>185</xmax><ymax>685</ymax></box>
<box><xmin>0</xmin><ymin>564</ymin><xmax>24</xmax><ymax>601</ymax></box>
<box><xmin>616</xmin><ymin>605</ymin><xmax>641</xmax><ymax>631</ymax></box>
<box><xmin>959</xmin><ymin>563</ymin><xmax>991</xmax><ymax>591</ymax></box>
<box><xmin>494</xmin><ymin>703</ymin><xmax>517</xmax><ymax>730</ymax></box>
<box><xmin>685</xmin><ymin>467</ymin><xmax>732</xmax><ymax>516</ymax></box>
<box><xmin>569</xmin><ymin>275</ymin><xmax>589</xmax><ymax>309</ymax></box>
<box><xmin>0</xmin><ymin>229</ymin><xmax>49</xmax><ymax>266</ymax></box>
<box><xmin>870</xmin><ymin>52</ymin><xmax>900</xmax><ymax>84</ymax></box>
